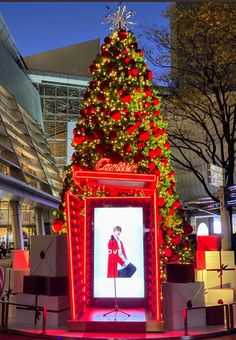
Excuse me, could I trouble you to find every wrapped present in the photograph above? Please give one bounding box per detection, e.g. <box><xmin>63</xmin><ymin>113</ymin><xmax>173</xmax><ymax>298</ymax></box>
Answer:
<box><xmin>196</xmin><ymin>251</ymin><xmax>206</xmax><ymax>269</ymax></box>
<box><xmin>197</xmin><ymin>235</ymin><xmax>221</xmax><ymax>251</ymax></box>
<box><xmin>205</xmin><ymin>251</ymin><xmax>235</xmax><ymax>288</ymax></box>
<box><xmin>166</xmin><ymin>263</ymin><xmax>194</xmax><ymax>283</ymax></box>
<box><xmin>16</xmin><ymin>293</ymin><xmax>69</xmax><ymax>327</ymax></box>
<box><xmin>5</xmin><ymin>268</ymin><xmax>30</xmax><ymax>294</ymax></box>
<box><xmin>205</xmin><ymin>288</ymin><xmax>234</xmax><ymax>305</ymax></box>
<box><xmin>12</xmin><ymin>250</ymin><xmax>30</xmax><ymax>269</ymax></box>
<box><xmin>206</xmin><ymin>305</ymin><xmax>224</xmax><ymax>325</ymax></box>
<box><xmin>162</xmin><ymin>282</ymin><xmax>206</xmax><ymax>330</ymax></box>
<box><xmin>30</xmin><ymin>235</ymin><xmax>68</xmax><ymax>277</ymax></box>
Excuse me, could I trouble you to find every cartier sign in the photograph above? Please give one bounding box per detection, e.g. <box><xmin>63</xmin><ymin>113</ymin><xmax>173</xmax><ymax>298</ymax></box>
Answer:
<box><xmin>95</xmin><ymin>158</ymin><xmax>138</xmax><ymax>173</ymax></box>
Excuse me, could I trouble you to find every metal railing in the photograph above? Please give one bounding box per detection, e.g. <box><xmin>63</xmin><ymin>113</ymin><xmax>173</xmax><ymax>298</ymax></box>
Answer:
<box><xmin>0</xmin><ymin>298</ymin><xmax>47</xmax><ymax>335</ymax></box>
<box><xmin>184</xmin><ymin>304</ymin><xmax>231</xmax><ymax>336</ymax></box>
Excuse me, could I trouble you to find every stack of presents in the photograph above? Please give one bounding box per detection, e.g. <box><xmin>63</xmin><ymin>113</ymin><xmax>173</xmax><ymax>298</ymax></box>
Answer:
<box><xmin>162</xmin><ymin>235</ymin><xmax>236</xmax><ymax>330</ymax></box>
<box><xmin>4</xmin><ymin>235</ymin><xmax>69</xmax><ymax>328</ymax></box>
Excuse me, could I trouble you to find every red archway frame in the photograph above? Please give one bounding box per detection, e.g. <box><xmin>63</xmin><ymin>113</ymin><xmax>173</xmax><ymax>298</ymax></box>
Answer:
<box><xmin>65</xmin><ymin>170</ymin><xmax>161</xmax><ymax>323</ymax></box>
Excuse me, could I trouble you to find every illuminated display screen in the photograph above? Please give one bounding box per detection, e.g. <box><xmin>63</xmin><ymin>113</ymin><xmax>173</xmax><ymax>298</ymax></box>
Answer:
<box><xmin>93</xmin><ymin>207</ymin><xmax>145</xmax><ymax>298</ymax></box>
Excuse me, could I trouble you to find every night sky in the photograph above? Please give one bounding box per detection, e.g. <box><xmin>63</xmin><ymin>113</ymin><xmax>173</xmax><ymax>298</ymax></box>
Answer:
<box><xmin>0</xmin><ymin>2</ymin><xmax>171</xmax><ymax>57</ymax></box>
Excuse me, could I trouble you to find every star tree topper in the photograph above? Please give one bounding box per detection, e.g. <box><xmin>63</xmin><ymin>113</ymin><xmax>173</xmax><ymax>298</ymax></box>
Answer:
<box><xmin>104</xmin><ymin>3</ymin><xmax>136</xmax><ymax>31</ymax></box>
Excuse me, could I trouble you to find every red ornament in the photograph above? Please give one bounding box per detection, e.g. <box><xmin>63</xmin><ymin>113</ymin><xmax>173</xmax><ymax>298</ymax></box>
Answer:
<box><xmin>168</xmin><ymin>169</ymin><xmax>176</xmax><ymax>177</ymax></box>
<box><xmin>96</xmin><ymin>144</ymin><xmax>107</xmax><ymax>154</ymax></box>
<box><xmin>139</xmin><ymin>130</ymin><xmax>150</xmax><ymax>141</ymax></box>
<box><xmin>102</xmin><ymin>52</ymin><xmax>109</xmax><ymax>59</ymax></box>
<box><xmin>182</xmin><ymin>240</ymin><xmax>190</xmax><ymax>248</ymax></box>
<box><xmin>167</xmin><ymin>188</ymin><xmax>173</xmax><ymax>195</ymax></box>
<box><xmin>123</xmin><ymin>144</ymin><xmax>132</xmax><ymax>153</ymax></box>
<box><xmin>138</xmin><ymin>141</ymin><xmax>145</xmax><ymax>150</ymax></box>
<box><xmin>146</xmin><ymin>70</ymin><xmax>153</xmax><ymax>80</ymax></box>
<box><xmin>172</xmin><ymin>201</ymin><xmax>181</xmax><ymax>209</ymax></box>
<box><xmin>130</xmin><ymin>68</ymin><xmax>139</xmax><ymax>76</ymax></box>
<box><xmin>118</xmin><ymin>29</ymin><xmax>127</xmax><ymax>40</ymax></box>
<box><xmin>149</xmin><ymin>147</ymin><xmax>162</xmax><ymax>158</ymax></box>
<box><xmin>97</xmin><ymin>93</ymin><xmax>106</xmax><ymax>102</ymax></box>
<box><xmin>183</xmin><ymin>224</ymin><xmax>193</xmax><ymax>235</ymax></box>
<box><xmin>100</xmin><ymin>44</ymin><xmax>106</xmax><ymax>53</ymax></box>
<box><xmin>89</xmin><ymin>81</ymin><xmax>97</xmax><ymax>90</ymax></box>
<box><xmin>122</xmin><ymin>48</ymin><xmax>128</xmax><ymax>55</ymax></box>
<box><xmin>153</xmin><ymin>110</ymin><xmax>161</xmax><ymax>117</ymax></box>
<box><xmin>136</xmin><ymin>87</ymin><xmax>141</xmax><ymax>93</ymax></box>
<box><xmin>139</xmin><ymin>50</ymin><xmax>144</xmax><ymax>57</ymax></box>
<box><xmin>111</xmin><ymin>110</ymin><xmax>121</xmax><ymax>120</ymax></box>
<box><xmin>172</xmin><ymin>235</ymin><xmax>182</xmax><ymax>245</ymax></box>
<box><xmin>148</xmin><ymin>161</ymin><xmax>156</xmax><ymax>171</ymax></box>
<box><xmin>52</xmin><ymin>219</ymin><xmax>63</xmax><ymax>233</ymax></box>
<box><xmin>164</xmin><ymin>142</ymin><xmax>171</xmax><ymax>149</ymax></box>
<box><xmin>124</xmin><ymin>57</ymin><xmax>131</xmax><ymax>64</ymax></box>
<box><xmin>144</xmin><ymin>89</ymin><xmax>152</xmax><ymax>97</ymax></box>
<box><xmin>73</xmin><ymin>135</ymin><xmax>85</xmax><ymax>145</ymax></box>
<box><xmin>168</xmin><ymin>208</ymin><xmax>175</xmax><ymax>216</ymax></box>
<box><xmin>104</xmin><ymin>36</ymin><xmax>111</xmax><ymax>44</ymax></box>
<box><xmin>109</xmin><ymin>131</ymin><xmax>118</xmax><ymax>140</ymax></box>
<box><xmin>127</xmin><ymin>125</ymin><xmax>136</xmax><ymax>133</ymax></box>
<box><xmin>120</xmin><ymin>94</ymin><xmax>131</xmax><ymax>103</ymax></box>
<box><xmin>157</xmin><ymin>197</ymin><xmax>165</xmax><ymax>207</ymax></box>
<box><xmin>88</xmin><ymin>105</ymin><xmax>95</xmax><ymax>114</ymax></box>
<box><xmin>164</xmin><ymin>247</ymin><xmax>172</xmax><ymax>257</ymax></box>
<box><xmin>87</xmin><ymin>132</ymin><xmax>95</xmax><ymax>142</ymax></box>
<box><xmin>152</xmin><ymin>97</ymin><xmax>160</xmax><ymax>106</ymax></box>
<box><xmin>144</xmin><ymin>101</ymin><xmax>150</xmax><ymax>108</ymax></box>
<box><xmin>170</xmin><ymin>254</ymin><xmax>180</xmax><ymax>263</ymax></box>
<box><xmin>153</xmin><ymin>129</ymin><xmax>166</xmax><ymax>138</ymax></box>
<box><xmin>100</xmin><ymin>80</ymin><xmax>110</xmax><ymax>90</ymax></box>
<box><xmin>117</xmin><ymin>89</ymin><xmax>123</xmax><ymax>95</ymax></box>
<box><xmin>73</xmin><ymin>128</ymin><xmax>78</xmax><ymax>136</ymax></box>
<box><xmin>95</xmin><ymin>129</ymin><xmax>105</xmax><ymax>139</ymax></box>
<box><xmin>92</xmin><ymin>116</ymin><xmax>99</xmax><ymax>124</ymax></box>
<box><xmin>83</xmin><ymin>92</ymin><xmax>90</xmax><ymax>100</ymax></box>
<box><xmin>167</xmin><ymin>229</ymin><xmax>173</xmax><ymax>235</ymax></box>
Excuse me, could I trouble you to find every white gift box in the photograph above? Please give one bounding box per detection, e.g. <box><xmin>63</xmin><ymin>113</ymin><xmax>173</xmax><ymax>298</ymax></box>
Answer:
<box><xmin>15</xmin><ymin>293</ymin><xmax>69</xmax><ymax>327</ymax></box>
<box><xmin>206</xmin><ymin>270</ymin><xmax>235</xmax><ymax>289</ymax></box>
<box><xmin>205</xmin><ymin>251</ymin><xmax>235</xmax><ymax>269</ymax></box>
<box><xmin>5</xmin><ymin>268</ymin><xmax>30</xmax><ymax>294</ymax></box>
<box><xmin>205</xmin><ymin>288</ymin><xmax>234</xmax><ymax>305</ymax></box>
<box><xmin>162</xmin><ymin>282</ymin><xmax>206</xmax><ymax>330</ymax></box>
<box><xmin>30</xmin><ymin>235</ymin><xmax>68</xmax><ymax>277</ymax></box>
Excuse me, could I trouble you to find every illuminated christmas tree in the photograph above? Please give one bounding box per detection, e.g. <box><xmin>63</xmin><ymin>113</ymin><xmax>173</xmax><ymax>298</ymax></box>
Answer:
<box><xmin>53</xmin><ymin>5</ymin><xmax>193</xmax><ymax>277</ymax></box>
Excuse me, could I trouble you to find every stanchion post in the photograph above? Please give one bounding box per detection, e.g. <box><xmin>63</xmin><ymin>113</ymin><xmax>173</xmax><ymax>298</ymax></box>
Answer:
<box><xmin>184</xmin><ymin>307</ymin><xmax>188</xmax><ymax>336</ymax></box>
<box><xmin>42</xmin><ymin>306</ymin><xmax>47</xmax><ymax>335</ymax></box>
<box><xmin>225</xmin><ymin>304</ymin><xmax>230</xmax><ymax>332</ymax></box>
<box><xmin>1</xmin><ymin>299</ymin><xmax>5</xmax><ymax>331</ymax></box>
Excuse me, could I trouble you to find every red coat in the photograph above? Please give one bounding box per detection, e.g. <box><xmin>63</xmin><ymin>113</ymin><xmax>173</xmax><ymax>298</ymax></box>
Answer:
<box><xmin>107</xmin><ymin>238</ymin><xmax>127</xmax><ymax>277</ymax></box>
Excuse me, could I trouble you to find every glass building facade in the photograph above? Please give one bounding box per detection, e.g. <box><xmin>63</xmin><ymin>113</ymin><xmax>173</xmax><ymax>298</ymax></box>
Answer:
<box><xmin>28</xmin><ymin>72</ymin><xmax>90</xmax><ymax>177</ymax></box>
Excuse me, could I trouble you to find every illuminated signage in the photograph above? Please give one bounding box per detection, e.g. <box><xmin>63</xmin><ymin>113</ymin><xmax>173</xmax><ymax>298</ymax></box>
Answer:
<box><xmin>95</xmin><ymin>158</ymin><xmax>138</xmax><ymax>173</ymax></box>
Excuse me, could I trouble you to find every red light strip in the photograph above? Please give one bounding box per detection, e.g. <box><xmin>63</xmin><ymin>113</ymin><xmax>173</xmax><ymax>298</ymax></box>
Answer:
<box><xmin>153</xmin><ymin>190</ymin><xmax>161</xmax><ymax>321</ymax></box>
<box><xmin>84</xmin><ymin>200</ymin><xmax>87</xmax><ymax>310</ymax></box>
<box><xmin>65</xmin><ymin>191</ymin><xmax>76</xmax><ymax>320</ymax></box>
<box><xmin>86</xmin><ymin>196</ymin><xmax>151</xmax><ymax>201</ymax></box>
<box><xmin>74</xmin><ymin>170</ymin><xmax>156</xmax><ymax>182</ymax></box>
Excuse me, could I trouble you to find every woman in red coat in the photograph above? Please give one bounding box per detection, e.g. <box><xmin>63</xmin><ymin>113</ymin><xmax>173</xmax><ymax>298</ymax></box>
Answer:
<box><xmin>107</xmin><ymin>226</ymin><xmax>136</xmax><ymax>278</ymax></box>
